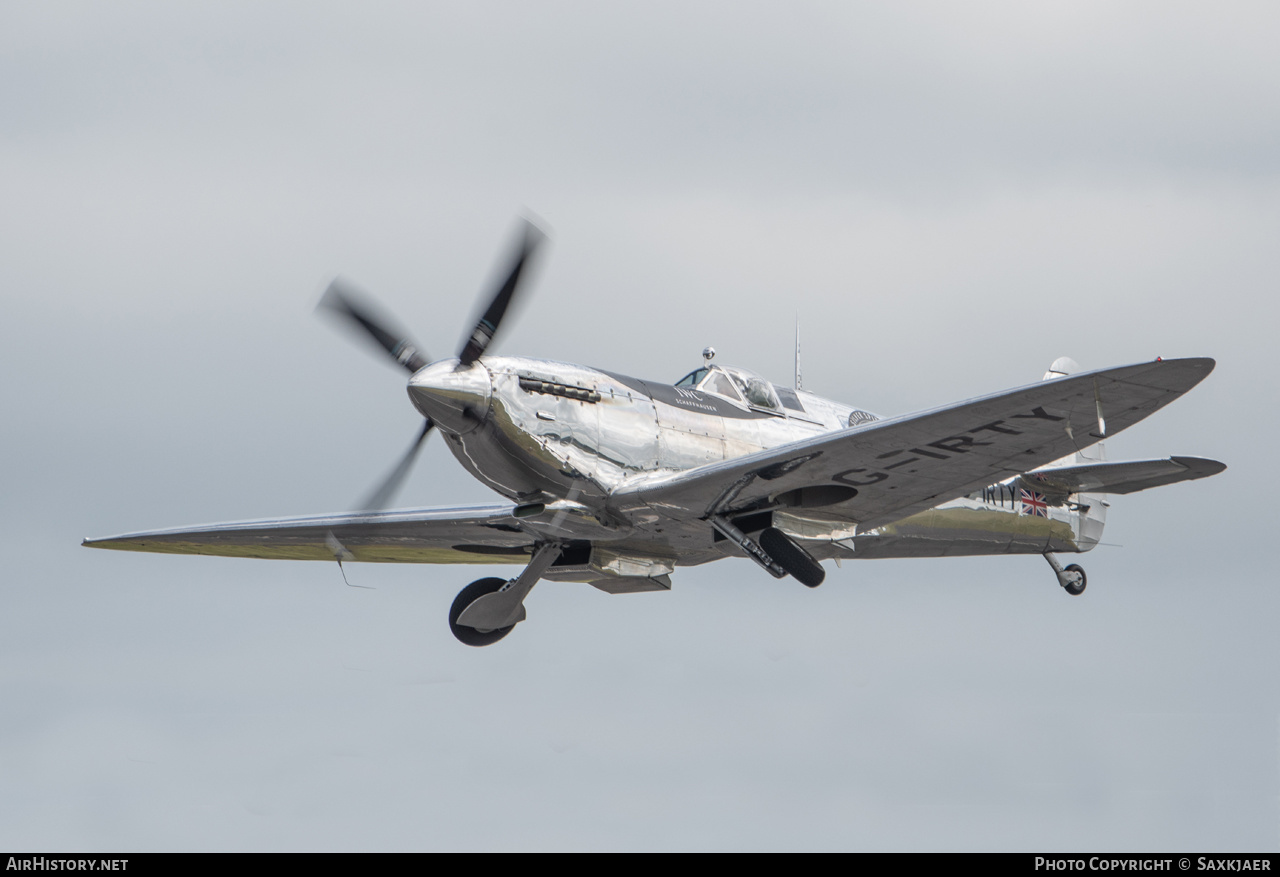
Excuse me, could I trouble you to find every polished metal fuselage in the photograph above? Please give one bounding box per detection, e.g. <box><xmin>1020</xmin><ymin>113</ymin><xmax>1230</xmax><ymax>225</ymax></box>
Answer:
<box><xmin>407</xmin><ymin>355</ymin><xmax>1105</xmax><ymax>568</ymax></box>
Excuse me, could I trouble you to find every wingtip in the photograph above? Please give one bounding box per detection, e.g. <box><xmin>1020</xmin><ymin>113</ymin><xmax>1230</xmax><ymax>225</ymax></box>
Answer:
<box><xmin>1137</xmin><ymin>356</ymin><xmax>1218</xmax><ymax>393</ymax></box>
<box><xmin>1169</xmin><ymin>456</ymin><xmax>1228</xmax><ymax>478</ymax></box>
<box><xmin>83</xmin><ymin>535</ymin><xmax>122</xmax><ymax>549</ymax></box>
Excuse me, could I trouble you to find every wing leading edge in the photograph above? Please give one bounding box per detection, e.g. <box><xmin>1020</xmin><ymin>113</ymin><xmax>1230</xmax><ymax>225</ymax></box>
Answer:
<box><xmin>83</xmin><ymin>504</ymin><xmax>535</xmax><ymax>564</ymax></box>
<box><xmin>611</xmin><ymin>357</ymin><xmax>1217</xmax><ymax>530</ymax></box>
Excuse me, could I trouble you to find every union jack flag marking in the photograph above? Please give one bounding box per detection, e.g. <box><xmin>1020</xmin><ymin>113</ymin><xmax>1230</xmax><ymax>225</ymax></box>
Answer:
<box><xmin>1020</xmin><ymin>489</ymin><xmax>1048</xmax><ymax>517</ymax></box>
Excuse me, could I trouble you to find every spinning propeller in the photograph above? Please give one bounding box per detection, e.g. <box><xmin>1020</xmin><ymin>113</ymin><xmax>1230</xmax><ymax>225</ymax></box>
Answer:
<box><xmin>318</xmin><ymin>219</ymin><xmax>546</xmax><ymax>512</ymax></box>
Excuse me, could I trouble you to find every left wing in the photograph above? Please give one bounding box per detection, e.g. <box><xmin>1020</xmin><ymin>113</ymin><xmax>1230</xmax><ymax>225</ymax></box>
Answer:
<box><xmin>83</xmin><ymin>504</ymin><xmax>534</xmax><ymax>564</ymax></box>
<box><xmin>610</xmin><ymin>358</ymin><xmax>1216</xmax><ymax>530</ymax></box>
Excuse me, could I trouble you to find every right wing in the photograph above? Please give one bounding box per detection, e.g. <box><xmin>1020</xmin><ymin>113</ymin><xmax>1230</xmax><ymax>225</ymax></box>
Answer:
<box><xmin>82</xmin><ymin>504</ymin><xmax>535</xmax><ymax>564</ymax></box>
<box><xmin>611</xmin><ymin>358</ymin><xmax>1217</xmax><ymax>530</ymax></box>
<box><xmin>1023</xmin><ymin>456</ymin><xmax>1226</xmax><ymax>496</ymax></box>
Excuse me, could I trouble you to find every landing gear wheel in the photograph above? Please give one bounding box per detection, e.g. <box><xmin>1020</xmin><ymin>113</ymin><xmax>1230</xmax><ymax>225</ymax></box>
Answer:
<box><xmin>759</xmin><ymin>527</ymin><xmax>826</xmax><ymax>588</ymax></box>
<box><xmin>449</xmin><ymin>577</ymin><xmax>516</xmax><ymax>646</ymax></box>
<box><xmin>1062</xmin><ymin>563</ymin><xmax>1086</xmax><ymax>596</ymax></box>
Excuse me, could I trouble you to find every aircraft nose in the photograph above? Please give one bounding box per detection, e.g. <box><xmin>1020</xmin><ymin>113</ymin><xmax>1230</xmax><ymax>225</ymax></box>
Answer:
<box><xmin>407</xmin><ymin>359</ymin><xmax>492</xmax><ymax>434</ymax></box>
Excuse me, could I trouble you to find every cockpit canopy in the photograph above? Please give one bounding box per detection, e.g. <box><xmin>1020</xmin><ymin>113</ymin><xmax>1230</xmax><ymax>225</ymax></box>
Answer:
<box><xmin>674</xmin><ymin>364</ymin><xmax>783</xmax><ymax>412</ymax></box>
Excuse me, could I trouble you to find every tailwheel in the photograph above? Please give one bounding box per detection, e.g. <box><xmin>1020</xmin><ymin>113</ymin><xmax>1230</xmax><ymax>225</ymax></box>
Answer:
<box><xmin>449</xmin><ymin>577</ymin><xmax>516</xmax><ymax>647</ymax></box>
<box><xmin>1062</xmin><ymin>564</ymin><xmax>1086</xmax><ymax>597</ymax></box>
<box><xmin>1044</xmin><ymin>553</ymin><xmax>1087</xmax><ymax>597</ymax></box>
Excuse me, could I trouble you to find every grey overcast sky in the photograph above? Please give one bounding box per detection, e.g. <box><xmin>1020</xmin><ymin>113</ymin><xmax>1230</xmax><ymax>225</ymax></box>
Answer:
<box><xmin>3</xmin><ymin>1</ymin><xmax>1278</xmax><ymax>851</ymax></box>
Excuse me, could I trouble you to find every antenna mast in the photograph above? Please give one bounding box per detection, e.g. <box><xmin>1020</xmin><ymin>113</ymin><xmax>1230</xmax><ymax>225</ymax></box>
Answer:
<box><xmin>794</xmin><ymin>315</ymin><xmax>803</xmax><ymax>390</ymax></box>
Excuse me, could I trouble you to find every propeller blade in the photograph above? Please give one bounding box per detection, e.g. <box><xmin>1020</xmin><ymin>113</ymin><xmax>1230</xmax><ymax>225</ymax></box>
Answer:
<box><xmin>319</xmin><ymin>278</ymin><xmax>429</xmax><ymax>374</ymax></box>
<box><xmin>357</xmin><ymin>418</ymin><xmax>434</xmax><ymax>512</ymax></box>
<box><xmin>458</xmin><ymin>219</ymin><xmax>546</xmax><ymax>366</ymax></box>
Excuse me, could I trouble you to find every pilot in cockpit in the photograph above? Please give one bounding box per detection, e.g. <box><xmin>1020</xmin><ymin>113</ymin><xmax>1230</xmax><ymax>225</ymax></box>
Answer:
<box><xmin>674</xmin><ymin>354</ymin><xmax>783</xmax><ymax>413</ymax></box>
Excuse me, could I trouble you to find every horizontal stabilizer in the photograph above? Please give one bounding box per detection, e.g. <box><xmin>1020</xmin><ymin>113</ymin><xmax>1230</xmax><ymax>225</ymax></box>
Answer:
<box><xmin>1020</xmin><ymin>456</ymin><xmax>1226</xmax><ymax>496</ymax></box>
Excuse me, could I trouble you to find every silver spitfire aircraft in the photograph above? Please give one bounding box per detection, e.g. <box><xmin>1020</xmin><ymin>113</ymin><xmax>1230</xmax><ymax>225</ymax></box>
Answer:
<box><xmin>85</xmin><ymin>221</ymin><xmax>1226</xmax><ymax>646</ymax></box>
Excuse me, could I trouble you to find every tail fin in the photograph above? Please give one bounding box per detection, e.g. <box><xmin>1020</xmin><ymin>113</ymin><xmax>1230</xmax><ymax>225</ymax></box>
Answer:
<box><xmin>1041</xmin><ymin>356</ymin><xmax>1104</xmax><ymax>464</ymax></box>
<box><xmin>1042</xmin><ymin>356</ymin><xmax>1080</xmax><ymax>381</ymax></box>
<box><xmin>1039</xmin><ymin>356</ymin><xmax>1106</xmax><ymax>549</ymax></box>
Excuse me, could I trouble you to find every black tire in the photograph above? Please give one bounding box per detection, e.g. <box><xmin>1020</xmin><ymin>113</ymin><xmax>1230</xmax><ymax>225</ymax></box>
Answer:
<box><xmin>759</xmin><ymin>527</ymin><xmax>826</xmax><ymax>588</ymax></box>
<box><xmin>1062</xmin><ymin>563</ymin><xmax>1086</xmax><ymax>596</ymax></box>
<box><xmin>449</xmin><ymin>577</ymin><xmax>516</xmax><ymax>646</ymax></box>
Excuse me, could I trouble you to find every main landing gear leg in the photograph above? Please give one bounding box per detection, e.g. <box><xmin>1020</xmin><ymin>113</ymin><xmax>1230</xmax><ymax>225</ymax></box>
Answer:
<box><xmin>1044</xmin><ymin>552</ymin><xmax>1086</xmax><ymax>596</ymax></box>
<box><xmin>450</xmin><ymin>542</ymin><xmax>561</xmax><ymax>646</ymax></box>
